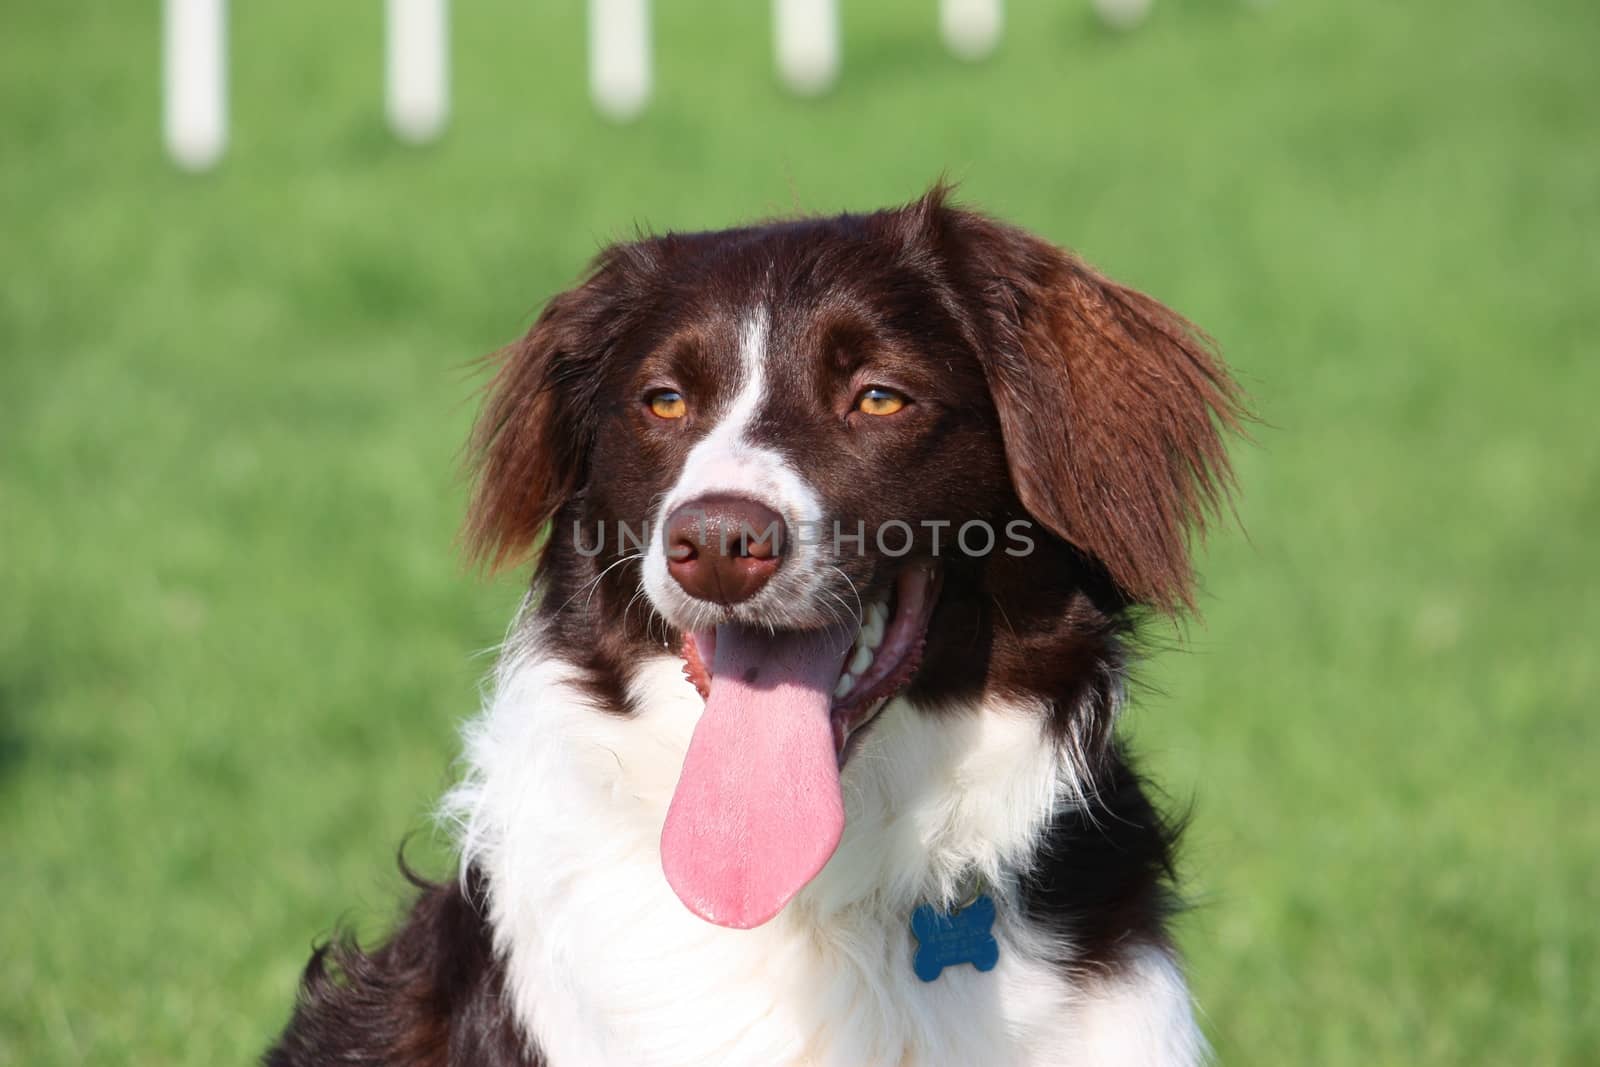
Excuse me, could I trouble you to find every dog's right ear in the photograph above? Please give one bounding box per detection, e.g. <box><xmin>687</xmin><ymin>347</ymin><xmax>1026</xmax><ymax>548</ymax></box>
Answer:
<box><xmin>464</xmin><ymin>254</ymin><xmax>637</xmax><ymax>571</ymax></box>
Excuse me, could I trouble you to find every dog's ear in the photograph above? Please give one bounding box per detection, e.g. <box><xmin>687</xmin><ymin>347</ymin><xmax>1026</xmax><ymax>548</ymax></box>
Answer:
<box><xmin>920</xmin><ymin>194</ymin><xmax>1245</xmax><ymax>613</ymax></box>
<box><xmin>464</xmin><ymin>253</ymin><xmax>638</xmax><ymax>570</ymax></box>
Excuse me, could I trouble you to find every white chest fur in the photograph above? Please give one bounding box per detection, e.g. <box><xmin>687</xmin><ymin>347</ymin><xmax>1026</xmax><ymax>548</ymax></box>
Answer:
<box><xmin>444</xmin><ymin>644</ymin><xmax>1202</xmax><ymax>1066</ymax></box>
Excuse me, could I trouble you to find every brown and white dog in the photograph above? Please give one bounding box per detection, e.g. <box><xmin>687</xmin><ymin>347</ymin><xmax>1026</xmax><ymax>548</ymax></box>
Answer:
<box><xmin>267</xmin><ymin>188</ymin><xmax>1242</xmax><ymax>1066</ymax></box>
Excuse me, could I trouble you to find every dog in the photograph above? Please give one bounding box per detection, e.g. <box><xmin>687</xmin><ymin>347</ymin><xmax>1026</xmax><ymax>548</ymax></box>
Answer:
<box><xmin>266</xmin><ymin>187</ymin><xmax>1243</xmax><ymax>1066</ymax></box>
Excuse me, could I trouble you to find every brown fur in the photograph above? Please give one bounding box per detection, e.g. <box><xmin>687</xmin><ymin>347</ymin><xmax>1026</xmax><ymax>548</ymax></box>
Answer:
<box><xmin>895</xmin><ymin>190</ymin><xmax>1244</xmax><ymax>613</ymax></box>
<box><xmin>266</xmin><ymin>865</ymin><xmax>534</xmax><ymax>1066</ymax></box>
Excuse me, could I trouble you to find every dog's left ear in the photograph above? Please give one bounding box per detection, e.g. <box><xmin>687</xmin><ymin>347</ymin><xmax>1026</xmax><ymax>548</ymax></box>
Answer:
<box><xmin>912</xmin><ymin>194</ymin><xmax>1245</xmax><ymax>614</ymax></box>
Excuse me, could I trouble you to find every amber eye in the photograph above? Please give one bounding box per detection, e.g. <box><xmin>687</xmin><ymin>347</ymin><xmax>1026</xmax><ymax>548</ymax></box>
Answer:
<box><xmin>854</xmin><ymin>386</ymin><xmax>907</xmax><ymax>417</ymax></box>
<box><xmin>647</xmin><ymin>390</ymin><xmax>687</xmax><ymax>420</ymax></box>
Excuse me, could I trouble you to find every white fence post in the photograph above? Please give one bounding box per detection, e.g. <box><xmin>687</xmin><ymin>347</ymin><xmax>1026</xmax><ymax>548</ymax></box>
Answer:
<box><xmin>386</xmin><ymin>0</ymin><xmax>451</xmax><ymax>143</ymax></box>
<box><xmin>1093</xmin><ymin>0</ymin><xmax>1153</xmax><ymax>30</ymax></box>
<box><xmin>774</xmin><ymin>0</ymin><xmax>839</xmax><ymax>96</ymax></box>
<box><xmin>163</xmin><ymin>0</ymin><xmax>228</xmax><ymax>171</ymax></box>
<box><xmin>589</xmin><ymin>0</ymin><xmax>652</xmax><ymax>121</ymax></box>
<box><xmin>939</xmin><ymin>0</ymin><xmax>1002</xmax><ymax>61</ymax></box>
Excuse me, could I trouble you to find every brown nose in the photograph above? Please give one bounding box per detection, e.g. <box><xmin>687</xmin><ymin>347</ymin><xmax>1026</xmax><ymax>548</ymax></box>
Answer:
<box><xmin>665</xmin><ymin>496</ymin><xmax>785</xmax><ymax>605</ymax></box>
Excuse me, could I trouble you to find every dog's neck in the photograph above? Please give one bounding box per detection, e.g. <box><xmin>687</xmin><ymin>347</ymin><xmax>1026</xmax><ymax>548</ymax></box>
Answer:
<box><xmin>448</xmin><ymin>617</ymin><xmax>1084</xmax><ymax>916</ymax></box>
<box><xmin>443</xmin><ymin>627</ymin><xmax>1086</xmax><ymax>1063</ymax></box>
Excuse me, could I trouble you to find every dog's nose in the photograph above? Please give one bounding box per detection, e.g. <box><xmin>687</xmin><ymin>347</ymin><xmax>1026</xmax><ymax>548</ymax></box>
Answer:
<box><xmin>665</xmin><ymin>496</ymin><xmax>785</xmax><ymax>605</ymax></box>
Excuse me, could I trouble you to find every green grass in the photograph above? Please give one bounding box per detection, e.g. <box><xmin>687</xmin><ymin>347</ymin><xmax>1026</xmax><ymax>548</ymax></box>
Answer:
<box><xmin>2</xmin><ymin>0</ymin><xmax>1596</xmax><ymax>1062</ymax></box>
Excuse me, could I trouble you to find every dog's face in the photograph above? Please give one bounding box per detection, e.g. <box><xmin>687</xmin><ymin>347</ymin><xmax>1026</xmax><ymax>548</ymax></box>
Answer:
<box><xmin>467</xmin><ymin>189</ymin><xmax>1240</xmax><ymax>928</ymax></box>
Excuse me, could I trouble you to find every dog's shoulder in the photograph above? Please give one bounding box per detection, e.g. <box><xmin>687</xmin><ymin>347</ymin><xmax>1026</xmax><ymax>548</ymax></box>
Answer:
<box><xmin>264</xmin><ymin>865</ymin><xmax>538</xmax><ymax>1067</ymax></box>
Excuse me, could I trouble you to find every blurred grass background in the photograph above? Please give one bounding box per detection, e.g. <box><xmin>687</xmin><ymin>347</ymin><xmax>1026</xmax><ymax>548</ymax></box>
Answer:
<box><xmin>2</xmin><ymin>0</ymin><xmax>1597</xmax><ymax>1063</ymax></box>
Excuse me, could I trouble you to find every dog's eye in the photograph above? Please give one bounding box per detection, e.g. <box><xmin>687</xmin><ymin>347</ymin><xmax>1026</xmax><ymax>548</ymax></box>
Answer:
<box><xmin>854</xmin><ymin>387</ymin><xmax>907</xmax><ymax>417</ymax></box>
<box><xmin>647</xmin><ymin>390</ymin><xmax>687</xmax><ymax>420</ymax></box>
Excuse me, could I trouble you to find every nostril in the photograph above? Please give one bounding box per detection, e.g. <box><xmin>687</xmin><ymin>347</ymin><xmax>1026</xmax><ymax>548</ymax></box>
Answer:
<box><xmin>667</xmin><ymin>539</ymin><xmax>697</xmax><ymax>563</ymax></box>
<box><xmin>740</xmin><ymin>528</ymin><xmax>778</xmax><ymax>560</ymax></box>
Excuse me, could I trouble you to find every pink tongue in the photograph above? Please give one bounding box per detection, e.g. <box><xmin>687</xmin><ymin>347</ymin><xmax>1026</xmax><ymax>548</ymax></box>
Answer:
<box><xmin>661</xmin><ymin>623</ymin><xmax>852</xmax><ymax>929</ymax></box>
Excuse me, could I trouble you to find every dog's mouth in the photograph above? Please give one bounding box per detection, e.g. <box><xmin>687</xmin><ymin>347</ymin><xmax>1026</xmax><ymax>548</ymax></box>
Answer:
<box><xmin>679</xmin><ymin>566</ymin><xmax>941</xmax><ymax>761</ymax></box>
<box><xmin>661</xmin><ymin>566</ymin><xmax>941</xmax><ymax>929</ymax></box>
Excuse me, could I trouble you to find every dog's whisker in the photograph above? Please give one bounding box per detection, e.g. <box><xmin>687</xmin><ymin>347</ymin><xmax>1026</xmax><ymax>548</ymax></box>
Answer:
<box><xmin>581</xmin><ymin>553</ymin><xmax>644</xmax><ymax>615</ymax></box>
<box><xmin>548</xmin><ymin>552</ymin><xmax>646</xmax><ymax>623</ymax></box>
<box><xmin>830</xmin><ymin>565</ymin><xmax>864</xmax><ymax>622</ymax></box>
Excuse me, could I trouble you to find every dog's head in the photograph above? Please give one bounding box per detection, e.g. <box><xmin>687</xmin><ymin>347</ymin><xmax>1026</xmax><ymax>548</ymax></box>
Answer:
<box><xmin>467</xmin><ymin>188</ymin><xmax>1241</xmax><ymax>928</ymax></box>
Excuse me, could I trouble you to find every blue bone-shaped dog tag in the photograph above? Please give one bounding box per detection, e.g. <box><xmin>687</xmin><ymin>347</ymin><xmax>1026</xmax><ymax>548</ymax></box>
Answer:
<box><xmin>910</xmin><ymin>893</ymin><xmax>1000</xmax><ymax>982</ymax></box>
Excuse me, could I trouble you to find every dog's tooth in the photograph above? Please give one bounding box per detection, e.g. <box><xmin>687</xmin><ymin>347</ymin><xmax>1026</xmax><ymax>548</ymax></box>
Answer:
<box><xmin>861</xmin><ymin>613</ymin><xmax>885</xmax><ymax>649</ymax></box>
<box><xmin>849</xmin><ymin>644</ymin><xmax>874</xmax><ymax>676</ymax></box>
<box><xmin>833</xmin><ymin>672</ymin><xmax>854</xmax><ymax>699</ymax></box>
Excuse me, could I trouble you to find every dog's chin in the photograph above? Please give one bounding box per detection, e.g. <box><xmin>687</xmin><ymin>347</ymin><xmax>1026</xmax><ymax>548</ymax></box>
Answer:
<box><xmin>675</xmin><ymin>564</ymin><xmax>942</xmax><ymax>764</ymax></box>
